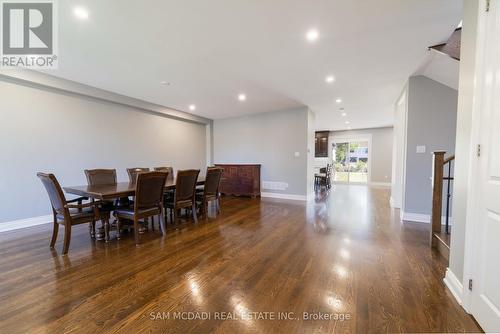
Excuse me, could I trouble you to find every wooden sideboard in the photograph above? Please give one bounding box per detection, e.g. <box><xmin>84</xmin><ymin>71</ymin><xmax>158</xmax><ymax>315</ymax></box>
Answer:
<box><xmin>215</xmin><ymin>164</ymin><xmax>261</xmax><ymax>198</ymax></box>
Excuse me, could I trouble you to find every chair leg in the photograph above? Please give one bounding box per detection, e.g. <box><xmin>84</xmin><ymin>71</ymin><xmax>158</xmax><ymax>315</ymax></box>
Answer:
<box><xmin>217</xmin><ymin>197</ymin><xmax>221</xmax><ymax>214</ymax></box>
<box><xmin>151</xmin><ymin>216</ymin><xmax>155</xmax><ymax>231</ymax></box>
<box><xmin>91</xmin><ymin>220</ymin><xmax>96</xmax><ymax>238</ymax></box>
<box><xmin>169</xmin><ymin>208</ymin><xmax>173</xmax><ymax>225</ymax></box>
<box><xmin>62</xmin><ymin>225</ymin><xmax>72</xmax><ymax>255</ymax></box>
<box><xmin>133</xmin><ymin>219</ymin><xmax>140</xmax><ymax>245</ymax></box>
<box><xmin>116</xmin><ymin>217</ymin><xmax>121</xmax><ymax>240</ymax></box>
<box><xmin>192</xmin><ymin>203</ymin><xmax>198</xmax><ymax>224</ymax></box>
<box><xmin>174</xmin><ymin>208</ymin><xmax>179</xmax><ymax>227</ymax></box>
<box><xmin>50</xmin><ymin>217</ymin><xmax>59</xmax><ymax>248</ymax></box>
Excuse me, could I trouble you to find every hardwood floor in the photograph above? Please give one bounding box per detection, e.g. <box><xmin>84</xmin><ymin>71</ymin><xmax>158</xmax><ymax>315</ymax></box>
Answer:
<box><xmin>0</xmin><ymin>185</ymin><xmax>481</xmax><ymax>333</ymax></box>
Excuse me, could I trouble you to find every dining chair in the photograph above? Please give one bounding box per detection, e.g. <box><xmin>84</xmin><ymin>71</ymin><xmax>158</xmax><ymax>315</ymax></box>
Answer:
<box><xmin>155</xmin><ymin>167</ymin><xmax>174</xmax><ymax>203</ymax></box>
<box><xmin>37</xmin><ymin>172</ymin><xmax>110</xmax><ymax>255</ymax></box>
<box><xmin>315</xmin><ymin>164</ymin><xmax>332</xmax><ymax>190</ymax></box>
<box><xmin>165</xmin><ymin>169</ymin><xmax>200</xmax><ymax>225</ymax></box>
<box><xmin>326</xmin><ymin>163</ymin><xmax>333</xmax><ymax>189</ymax></box>
<box><xmin>114</xmin><ymin>171</ymin><xmax>168</xmax><ymax>245</ymax></box>
<box><xmin>207</xmin><ymin>166</ymin><xmax>223</xmax><ymax>213</ymax></box>
<box><xmin>84</xmin><ymin>169</ymin><xmax>119</xmax><ymax>240</ymax></box>
<box><xmin>196</xmin><ymin>167</ymin><xmax>223</xmax><ymax>219</ymax></box>
<box><xmin>85</xmin><ymin>168</ymin><xmax>117</xmax><ymax>185</ymax></box>
<box><xmin>127</xmin><ymin>167</ymin><xmax>150</xmax><ymax>184</ymax></box>
<box><xmin>154</xmin><ymin>167</ymin><xmax>174</xmax><ymax>182</ymax></box>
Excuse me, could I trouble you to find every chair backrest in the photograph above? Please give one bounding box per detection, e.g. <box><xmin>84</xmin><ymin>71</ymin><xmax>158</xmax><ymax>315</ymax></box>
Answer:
<box><xmin>37</xmin><ymin>173</ymin><xmax>67</xmax><ymax>214</ymax></box>
<box><xmin>175</xmin><ymin>169</ymin><xmax>200</xmax><ymax>202</ymax></box>
<box><xmin>326</xmin><ymin>164</ymin><xmax>333</xmax><ymax>181</ymax></box>
<box><xmin>85</xmin><ymin>169</ymin><xmax>117</xmax><ymax>186</ymax></box>
<box><xmin>127</xmin><ymin>167</ymin><xmax>150</xmax><ymax>184</ymax></box>
<box><xmin>154</xmin><ymin>167</ymin><xmax>174</xmax><ymax>181</ymax></box>
<box><xmin>134</xmin><ymin>171</ymin><xmax>168</xmax><ymax>210</ymax></box>
<box><xmin>204</xmin><ymin>168</ymin><xmax>223</xmax><ymax>197</ymax></box>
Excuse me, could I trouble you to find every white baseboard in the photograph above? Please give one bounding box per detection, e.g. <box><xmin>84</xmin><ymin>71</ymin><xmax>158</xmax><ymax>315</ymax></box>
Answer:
<box><xmin>0</xmin><ymin>214</ymin><xmax>52</xmax><ymax>233</ymax></box>
<box><xmin>402</xmin><ymin>212</ymin><xmax>431</xmax><ymax>223</ymax></box>
<box><xmin>369</xmin><ymin>182</ymin><xmax>391</xmax><ymax>187</ymax></box>
<box><xmin>443</xmin><ymin>268</ymin><xmax>464</xmax><ymax>306</ymax></box>
<box><xmin>401</xmin><ymin>211</ymin><xmax>453</xmax><ymax>225</ymax></box>
<box><xmin>261</xmin><ymin>192</ymin><xmax>307</xmax><ymax>201</ymax></box>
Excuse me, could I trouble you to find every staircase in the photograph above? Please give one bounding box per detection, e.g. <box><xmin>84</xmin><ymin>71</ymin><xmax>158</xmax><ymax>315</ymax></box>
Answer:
<box><xmin>430</xmin><ymin>151</ymin><xmax>454</xmax><ymax>260</ymax></box>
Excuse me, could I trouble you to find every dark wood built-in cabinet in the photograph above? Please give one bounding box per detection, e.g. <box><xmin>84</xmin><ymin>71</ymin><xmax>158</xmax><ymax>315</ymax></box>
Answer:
<box><xmin>215</xmin><ymin>164</ymin><xmax>261</xmax><ymax>197</ymax></box>
<box><xmin>315</xmin><ymin>131</ymin><xmax>329</xmax><ymax>157</ymax></box>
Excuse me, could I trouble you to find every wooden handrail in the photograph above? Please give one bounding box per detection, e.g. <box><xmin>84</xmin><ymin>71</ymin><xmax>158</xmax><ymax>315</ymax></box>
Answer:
<box><xmin>443</xmin><ymin>155</ymin><xmax>455</xmax><ymax>165</ymax></box>
<box><xmin>431</xmin><ymin>151</ymin><xmax>455</xmax><ymax>250</ymax></box>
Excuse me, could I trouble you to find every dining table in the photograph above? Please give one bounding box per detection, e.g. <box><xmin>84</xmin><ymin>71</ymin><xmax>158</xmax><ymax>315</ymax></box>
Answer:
<box><xmin>63</xmin><ymin>177</ymin><xmax>206</xmax><ymax>200</ymax></box>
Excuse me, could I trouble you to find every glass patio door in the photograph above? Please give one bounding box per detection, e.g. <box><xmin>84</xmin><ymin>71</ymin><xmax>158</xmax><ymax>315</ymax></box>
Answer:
<box><xmin>333</xmin><ymin>139</ymin><xmax>369</xmax><ymax>184</ymax></box>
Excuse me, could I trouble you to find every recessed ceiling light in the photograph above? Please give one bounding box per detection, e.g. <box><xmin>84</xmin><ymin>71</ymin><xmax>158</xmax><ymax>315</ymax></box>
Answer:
<box><xmin>345</xmin><ymin>121</ymin><xmax>350</xmax><ymax>124</ymax></box>
<box><xmin>306</xmin><ymin>29</ymin><xmax>319</xmax><ymax>42</ymax></box>
<box><xmin>341</xmin><ymin>112</ymin><xmax>347</xmax><ymax>117</ymax></box>
<box><xmin>238</xmin><ymin>93</ymin><xmax>246</xmax><ymax>101</ymax></box>
<box><xmin>160</xmin><ymin>81</ymin><xmax>170</xmax><ymax>85</ymax></box>
<box><xmin>189</xmin><ymin>104</ymin><xmax>196</xmax><ymax>111</ymax></box>
<box><xmin>325</xmin><ymin>75</ymin><xmax>335</xmax><ymax>83</ymax></box>
<box><xmin>74</xmin><ymin>7</ymin><xmax>89</xmax><ymax>20</ymax></box>
<box><xmin>336</xmin><ymin>98</ymin><xmax>342</xmax><ymax>104</ymax></box>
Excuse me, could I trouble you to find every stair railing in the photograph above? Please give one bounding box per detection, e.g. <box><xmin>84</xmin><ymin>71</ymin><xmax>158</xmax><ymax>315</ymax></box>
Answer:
<box><xmin>431</xmin><ymin>151</ymin><xmax>455</xmax><ymax>245</ymax></box>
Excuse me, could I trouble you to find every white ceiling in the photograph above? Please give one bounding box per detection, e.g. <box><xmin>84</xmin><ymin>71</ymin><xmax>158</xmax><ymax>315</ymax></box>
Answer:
<box><xmin>44</xmin><ymin>0</ymin><xmax>462</xmax><ymax>130</ymax></box>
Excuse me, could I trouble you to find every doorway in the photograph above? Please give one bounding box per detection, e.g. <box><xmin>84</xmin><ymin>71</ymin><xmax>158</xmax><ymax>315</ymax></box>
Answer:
<box><xmin>332</xmin><ymin>136</ymin><xmax>371</xmax><ymax>184</ymax></box>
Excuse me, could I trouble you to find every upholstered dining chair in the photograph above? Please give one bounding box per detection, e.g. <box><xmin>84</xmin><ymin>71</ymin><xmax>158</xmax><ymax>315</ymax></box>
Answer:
<box><xmin>84</xmin><ymin>169</ymin><xmax>119</xmax><ymax>240</ymax></box>
<box><xmin>85</xmin><ymin>168</ymin><xmax>117</xmax><ymax>185</ymax></box>
<box><xmin>154</xmin><ymin>167</ymin><xmax>174</xmax><ymax>203</ymax></box>
<box><xmin>127</xmin><ymin>167</ymin><xmax>150</xmax><ymax>184</ymax></box>
<box><xmin>37</xmin><ymin>172</ymin><xmax>110</xmax><ymax>255</ymax></box>
<box><xmin>154</xmin><ymin>167</ymin><xmax>174</xmax><ymax>182</ymax></box>
<box><xmin>196</xmin><ymin>167</ymin><xmax>223</xmax><ymax>219</ymax></box>
<box><xmin>114</xmin><ymin>171</ymin><xmax>168</xmax><ymax>245</ymax></box>
<box><xmin>165</xmin><ymin>169</ymin><xmax>200</xmax><ymax>225</ymax></box>
<box><xmin>207</xmin><ymin>166</ymin><xmax>223</xmax><ymax>213</ymax></box>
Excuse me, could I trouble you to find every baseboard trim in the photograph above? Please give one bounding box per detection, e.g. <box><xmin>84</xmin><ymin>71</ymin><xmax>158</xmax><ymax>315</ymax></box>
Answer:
<box><xmin>0</xmin><ymin>214</ymin><xmax>52</xmax><ymax>233</ymax></box>
<box><xmin>261</xmin><ymin>192</ymin><xmax>307</xmax><ymax>201</ymax></box>
<box><xmin>444</xmin><ymin>268</ymin><xmax>463</xmax><ymax>306</ymax></box>
<box><xmin>402</xmin><ymin>212</ymin><xmax>430</xmax><ymax>223</ymax></box>
<box><xmin>401</xmin><ymin>212</ymin><xmax>453</xmax><ymax>225</ymax></box>
<box><xmin>369</xmin><ymin>182</ymin><xmax>391</xmax><ymax>187</ymax></box>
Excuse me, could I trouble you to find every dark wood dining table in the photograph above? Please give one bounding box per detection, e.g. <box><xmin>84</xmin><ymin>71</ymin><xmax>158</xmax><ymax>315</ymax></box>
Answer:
<box><xmin>63</xmin><ymin>177</ymin><xmax>206</xmax><ymax>199</ymax></box>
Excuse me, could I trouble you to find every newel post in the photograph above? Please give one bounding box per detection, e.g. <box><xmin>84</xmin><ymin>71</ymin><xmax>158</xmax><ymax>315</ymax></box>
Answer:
<box><xmin>431</xmin><ymin>151</ymin><xmax>445</xmax><ymax>245</ymax></box>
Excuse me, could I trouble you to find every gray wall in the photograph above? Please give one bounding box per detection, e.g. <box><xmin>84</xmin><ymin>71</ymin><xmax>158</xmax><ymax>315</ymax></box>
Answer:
<box><xmin>0</xmin><ymin>80</ymin><xmax>207</xmax><ymax>223</ymax></box>
<box><xmin>404</xmin><ymin>76</ymin><xmax>458</xmax><ymax>215</ymax></box>
<box><xmin>331</xmin><ymin>127</ymin><xmax>394</xmax><ymax>184</ymax></box>
<box><xmin>213</xmin><ymin>107</ymin><xmax>309</xmax><ymax>196</ymax></box>
<box><xmin>449</xmin><ymin>0</ymin><xmax>480</xmax><ymax>282</ymax></box>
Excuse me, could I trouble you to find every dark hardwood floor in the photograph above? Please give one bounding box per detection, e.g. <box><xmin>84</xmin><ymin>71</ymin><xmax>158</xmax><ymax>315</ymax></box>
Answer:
<box><xmin>0</xmin><ymin>185</ymin><xmax>481</xmax><ymax>333</ymax></box>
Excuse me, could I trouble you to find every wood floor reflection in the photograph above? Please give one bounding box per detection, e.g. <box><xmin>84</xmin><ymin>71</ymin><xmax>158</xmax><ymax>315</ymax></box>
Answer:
<box><xmin>0</xmin><ymin>185</ymin><xmax>481</xmax><ymax>333</ymax></box>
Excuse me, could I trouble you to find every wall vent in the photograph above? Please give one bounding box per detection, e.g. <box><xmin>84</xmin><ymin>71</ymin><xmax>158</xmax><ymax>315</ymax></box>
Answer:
<box><xmin>262</xmin><ymin>181</ymin><xmax>289</xmax><ymax>191</ymax></box>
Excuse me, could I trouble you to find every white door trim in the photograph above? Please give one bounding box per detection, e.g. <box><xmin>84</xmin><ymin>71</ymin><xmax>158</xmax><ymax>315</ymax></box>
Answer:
<box><xmin>461</xmin><ymin>0</ymin><xmax>490</xmax><ymax>315</ymax></box>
